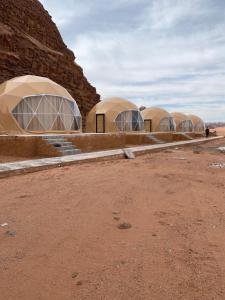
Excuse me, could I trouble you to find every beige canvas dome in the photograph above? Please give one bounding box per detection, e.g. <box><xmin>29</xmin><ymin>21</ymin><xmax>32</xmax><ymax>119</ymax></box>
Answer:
<box><xmin>0</xmin><ymin>75</ymin><xmax>81</xmax><ymax>134</ymax></box>
<box><xmin>171</xmin><ymin>112</ymin><xmax>193</xmax><ymax>132</ymax></box>
<box><xmin>188</xmin><ymin>115</ymin><xmax>205</xmax><ymax>132</ymax></box>
<box><xmin>86</xmin><ymin>97</ymin><xmax>144</xmax><ymax>133</ymax></box>
<box><xmin>142</xmin><ymin>107</ymin><xmax>176</xmax><ymax>132</ymax></box>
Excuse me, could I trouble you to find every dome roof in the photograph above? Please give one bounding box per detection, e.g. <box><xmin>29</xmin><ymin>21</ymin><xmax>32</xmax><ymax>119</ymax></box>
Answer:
<box><xmin>0</xmin><ymin>75</ymin><xmax>74</xmax><ymax>113</ymax></box>
<box><xmin>142</xmin><ymin>107</ymin><xmax>171</xmax><ymax>119</ymax></box>
<box><xmin>188</xmin><ymin>114</ymin><xmax>204</xmax><ymax>125</ymax></box>
<box><xmin>171</xmin><ymin>112</ymin><xmax>189</xmax><ymax>121</ymax></box>
<box><xmin>86</xmin><ymin>97</ymin><xmax>143</xmax><ymax>133</ymax></box>
<box><xmin>0</xmin><ymin>75</ymin><xmax>81</xmax><ymax>134</ymax></box>
<box><xmin>171</xmin><ymin>112</ymin><xmax>193</xmax><ymax>132</ymax></box>
<box><xmin>90</xmin><ymin>97</ymin><xmax>138</xmax><ymax>114</ymax></box>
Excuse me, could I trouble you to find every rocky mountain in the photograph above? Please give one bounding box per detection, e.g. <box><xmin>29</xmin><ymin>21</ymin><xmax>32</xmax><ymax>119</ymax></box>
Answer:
<box><xmin>0</xmin><ymin>0</ymin><xmax>100</xmax><ymax>129</ymax></box>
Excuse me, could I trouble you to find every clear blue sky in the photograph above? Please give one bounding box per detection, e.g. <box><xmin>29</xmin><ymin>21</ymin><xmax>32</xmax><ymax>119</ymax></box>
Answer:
<box><xmin>40</xmin><ymin>0</ymin><xmax>225</xmax><ymax>122</ymax></box>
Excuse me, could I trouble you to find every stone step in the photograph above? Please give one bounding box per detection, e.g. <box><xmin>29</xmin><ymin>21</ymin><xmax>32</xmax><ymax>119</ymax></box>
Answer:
<box><xmin>147</xmin><ymin>134</ymin><xmax>164</xmax><ymax>144</ymax></box>
<box><xmin>48</xmin><ymin>141</ymin><xmax>74</xmax><ymax>146</ymax></box>
<box><xmin>60</xmin><ymin>149</ymin><xmax>81</xmax><ymax>155</ymax></box>
<box><xmin>42</xmin><ymin>136</ymin><xmax>81</xmax><ymax>156</ymax></box>
<box><xmin>45</xmin><ymin>138</ymin><xmax>66</xmax><ymax>143</ymax></box>
<box><xmin>58</xmin><ymin>146</ymin><xmax>76</xmax><ymax>151</ymax></box>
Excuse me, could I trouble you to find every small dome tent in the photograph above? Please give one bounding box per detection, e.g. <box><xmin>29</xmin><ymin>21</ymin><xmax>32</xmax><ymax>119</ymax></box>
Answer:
<box><xmin>86</xmin><ymin>97</ymin><xmax>144</xmax><ymax>133</ymax></box>
<box><xmin>0</xmin><ymin>75</ymin><xmax>81</xmax><ymax>134</ymax></box>
<box><xmin>188</xmin><ymin>115</ymin><xmax>205</xmax><ymax>132</ymax></box>
<box><xmin>142</xmin><ymin>107</ymin><xmax>176</xmax><ymax>132</ymax></box>
<box><xmin>171</xmin><ymin>112</ymin><xmax>193</xmax><ymax>132</ymax></box>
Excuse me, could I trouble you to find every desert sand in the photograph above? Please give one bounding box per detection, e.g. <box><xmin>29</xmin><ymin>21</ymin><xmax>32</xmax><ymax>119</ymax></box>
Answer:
<box><xmin>1</xmin><ymin>138</ymin><xmax>225</xmax><ymax>300</ymax></box>
<box><xmin>214</xmin><ymin>127</ymin><xmax>225</xmax><ymax>136</ymax></box>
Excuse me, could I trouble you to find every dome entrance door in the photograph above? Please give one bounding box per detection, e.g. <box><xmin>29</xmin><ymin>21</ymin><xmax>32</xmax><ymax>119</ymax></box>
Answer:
<box><xmin>96</xmin><ymin>114</ymin><xmax>105</xmax><ymax>133</ymax></box>
<box><xmin>144</xmin><ymin>119</ymin><xmax>152</xmax><ymax>132</ymax></box>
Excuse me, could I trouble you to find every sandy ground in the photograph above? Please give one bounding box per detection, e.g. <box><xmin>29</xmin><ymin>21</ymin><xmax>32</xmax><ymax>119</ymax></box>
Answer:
<box><xmin>1</xmin><ymin>138</ymin><xmax>225</xmax><ymax>300</ymax></box>
<box><xmin>214</xmin><ymin>127</ymin><xmax>225</xmax><ymax>136</ymax></box>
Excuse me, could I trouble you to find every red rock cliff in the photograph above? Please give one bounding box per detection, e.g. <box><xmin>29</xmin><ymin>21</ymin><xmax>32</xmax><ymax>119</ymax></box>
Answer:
<box><xmin>0</xmin><ymin>0</ymin><xmax>100</xmax><ymax>129</ymax></box>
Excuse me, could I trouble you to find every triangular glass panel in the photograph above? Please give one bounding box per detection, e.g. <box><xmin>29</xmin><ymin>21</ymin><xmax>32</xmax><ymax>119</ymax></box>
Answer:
<box><xmin>24</xmin><ymin>96</ymin><xmax>42</xmax><ymax>113</ymax></box>
<box><xmin>36</xmin><ymin>113</ymin><xmax>56</xmax><ymax>130</ymax></box>
<box><xmin>12</xmin><ymin>113</ymin><xmax>33</xmax><ymax>130</ymax></box>
<box><xmin>26</xmin><ymin>116</ymin><xmax>45</xmax><ymax>131</ymax></box>
<box><xmin>51</xmin><ymin>115</ymin><xmax>65</xmax><ymax>130</ymax></box>
<box><xmin>12</xmin><ymin>99</ymin><xmax>33</xmax><ymax>114</ymax></box>
<box><xmin>71</xmin><ymin>116</ymin><xmax>81</xmax><ymax>130</ymax></box>
<box><xmin>47</xmin><ymin>95</ymin><xmax>62</xmax><ymax>113</ymax></box>
<box><xmin>61</xmin><ymin>114</ymin><xmax>73</xmax><ymax>130</ymax></box>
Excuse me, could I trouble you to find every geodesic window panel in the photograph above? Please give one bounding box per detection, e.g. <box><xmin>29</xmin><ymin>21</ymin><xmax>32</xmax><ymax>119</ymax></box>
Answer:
<box><xmin>159</xmin><ymin>117</ymin><xmax>176</xmax><ymax>132</ymax></box>
<box><xmin>115</xmin><ymin>110</ymin><xmax>144</xmax><ymax>131</ymax></box>
<box><xmin>12</xmin><ymin>94</ymin><xmax>81</xmax><ymax>131</ymax></box>
<box><xmin>180</xmin><ymin>120</ymin><xmax>193</xmax><ymax>132</ymax></box>
<box><xmin>195</xmin><ymin>122</ymin><xmax>205</xmax><ymax>132</ymax></box>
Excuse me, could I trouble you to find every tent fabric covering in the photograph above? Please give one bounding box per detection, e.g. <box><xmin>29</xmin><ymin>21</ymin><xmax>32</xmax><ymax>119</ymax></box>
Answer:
<box><xmin>86</xmin><ymin>97</ymin><xmax>144</xmax><ymax>133</ymax></box>
<box><xmin>12</xmin><ymin>95</ymin><xmax>81</xmax><ymax>131</ymax></box>
<box><xmin>142</xmin><ymin>107</ymin><xmax>176</xmax><ymax>132</ymax></box>
<box><xmin>188</xmin><ymin>115</ymin><xmax>205</xmax><ymax>132</ymax></box>
<box><xmin>171</xmin><ymin>112</ymin><xmax>194</xmax><ymax>132</ymax></box>
<box><xmin>0</xmin><ymin>75</ymin><xmax>81</xmax><ymax>134</ymax></box>
<box><xmin>115</xmin><ymin>110</ymin><xmax>144</xmax><ymax>131</ymax></box>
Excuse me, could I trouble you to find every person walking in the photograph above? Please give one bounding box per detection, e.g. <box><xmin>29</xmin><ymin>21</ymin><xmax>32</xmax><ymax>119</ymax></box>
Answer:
<box><xmin>205</xmin><ymin>127</ymin><xmax>210</xmax><ymax>138</ymax></box>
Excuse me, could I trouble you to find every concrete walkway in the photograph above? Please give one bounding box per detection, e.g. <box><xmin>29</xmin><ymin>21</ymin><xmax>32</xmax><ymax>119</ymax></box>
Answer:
<box><xmin>0</xmin><ymin>136</ymin><xmax>223</xmax><ymax>178</ymax></box>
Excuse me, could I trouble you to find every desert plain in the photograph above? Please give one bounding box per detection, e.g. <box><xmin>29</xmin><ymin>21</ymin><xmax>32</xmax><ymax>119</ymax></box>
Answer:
<box><xmin>0</xmin><ymin>138</ymin><xmax>225</xmax><ymax>299</ymax></box>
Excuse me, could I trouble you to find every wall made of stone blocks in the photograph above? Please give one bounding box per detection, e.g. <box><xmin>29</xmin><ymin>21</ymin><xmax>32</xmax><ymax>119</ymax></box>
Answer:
<box><xmin>67</xmin><ymin>133</ymin><xmax>127</xmax><ymax>152</ymax></box>
<box><xmin>0</xmin><ymin>136</ymin><xmax>60</xmax><ymax>158</ymax></box>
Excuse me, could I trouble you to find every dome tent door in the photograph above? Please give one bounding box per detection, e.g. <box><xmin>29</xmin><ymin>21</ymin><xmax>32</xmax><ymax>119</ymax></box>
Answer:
<box><xmin>96</xmin><ymin>114</ymin><xmax>105</xmax><ymax>133</ymax></box>
<box><xmin>144</xmin><ymin>119</ymin><xmax>152</xmax><ymax>132</ymax></box>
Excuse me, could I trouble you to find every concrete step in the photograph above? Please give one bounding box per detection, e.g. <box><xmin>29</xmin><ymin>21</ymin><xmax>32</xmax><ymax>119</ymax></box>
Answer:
<box><xmin>48</xmin><ymin>141</ymin><xmax>73</xmax><ymax>146</ymax></box>
<box><xmin>42</xmin><ymin>136</ymin><xmax>81</xmax><ymax>156</ymax></box>
<box><xmin>45</xmin><ymin>138</ymin><xmax>66</xmax><ymax>143</ymax></box>
<box><xmin>58</xmin><ymin>145</ymin><xmax>76</xmax><ymax>150</ymax></box>
<box><xmin>147</xmin><ymin>134</ymin><xmax>164</xmax><ymax>144</ymax></box>
<box><xmin>60</xmin><ymin>149</ymin><xmax>81</xmax><ymax>155</ymax></box>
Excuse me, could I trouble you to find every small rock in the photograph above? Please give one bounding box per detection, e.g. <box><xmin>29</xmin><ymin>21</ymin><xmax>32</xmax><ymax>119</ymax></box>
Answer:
<box><xmin>71</xmin><ymin>272</ymin><xmax>79</xmax><ymax>278</ymax></box>
<box><xmin>152</xmin><ymin>233</ymin><xmax>157</xmax><ymax>237</ymax></box>
<box><xmin>193</xmin><ymin>150</ymin><xmax>200</xmax><ymax>154</ymax></box>
<box><xmin>112</xmin><ymin>211</ymin><xmax>120</xmax><ymax>215</ymax></box>
<box><xmin>193</xmin><ymin>146</ymin><xmax>202</xmax><ymax>154</ymax></box>
<box><xmin>0</xmin><ymin>223</ymin><xmax>8</xmax><ymax>227</ymax></box>
<box><xmin>5</xmin><ymin>230</ymin><xmax>16</xmax><ymax>237</ymax></box>
<box><xmin>117</xmin><ymin>222</ymin><xmax>132</xmax><ymax>230</ymax></box>
<box><xmin>123</xmin><ymin>149</ymin><xmax>135</xmax><ymax>159</ymax></box>
<box><xmin>113</xmin><ymin>216</ymin><xmax>120</xmax><ymax>221</ymax></box>
<box><xmin>218</xmin><ymin>147</ymin><xmax>225</xmax><ymax>153</ymax></box>
<box><xmin>76</xmin><ymin>280</ymin><xmax>83</xmax><ymax>286</ymax></box>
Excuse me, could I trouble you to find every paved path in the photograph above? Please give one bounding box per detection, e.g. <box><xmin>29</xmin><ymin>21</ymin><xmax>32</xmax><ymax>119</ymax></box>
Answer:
<box><xmin>0</xmin><ymin>136</ymin><xmax>223</xmax><ymax>178</ymax></box>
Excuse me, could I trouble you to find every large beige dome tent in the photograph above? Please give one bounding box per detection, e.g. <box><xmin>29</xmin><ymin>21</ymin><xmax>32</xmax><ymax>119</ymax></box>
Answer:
<box><xmin>86</xmin><ymin>97</ymin><xmax>144</xmax><ymax>133</ymax></box>
<box><xmin>0</xmin><ymin>75</ymin><xmax>81</xmax><ymax>134</ymax></box>
<box><xmin>171</xmin><ymin>112</ymin><xmax>193</xmax><ymax>132</ymax></box>
<box><xmin>188</xmin><ymin>115</ymin><xmax>205</xmax><ymax>132</ymax></box>
<box><xmin>142</xmin><ymin>107</ymin><xmax>176</xmax><ymax>132</ymax></box>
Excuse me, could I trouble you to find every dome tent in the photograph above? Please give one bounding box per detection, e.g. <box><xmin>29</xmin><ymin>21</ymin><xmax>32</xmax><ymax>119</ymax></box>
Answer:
<box><xmin>188</xmin><ymin>114</ymin><xmax>205</xmax><ymax>132</ymax></box>
<box><xmin>142</xmin><ymin>107</ymin><xmax>176</xmax><ymax>132</ymax></box>
<box><xmin>86</xmin><ymin>97</ymin><xmax>144</xmax><ymax>133</ymax></box>
<box><xmin>0</xmin><ymin>75</ymin><xmax>81</xmax><ymax>134</ymax></box>
<box><xmin>171</xmin><ymin>112</ymin><xmax>193</xmax><ymax>132</ymax></box>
